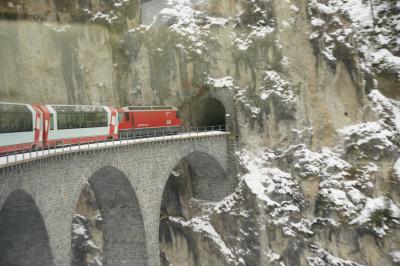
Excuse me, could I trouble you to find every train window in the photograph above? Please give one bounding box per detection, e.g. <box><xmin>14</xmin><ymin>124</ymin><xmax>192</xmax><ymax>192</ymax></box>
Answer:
<box><xmin>96</xmin><ymin>113</ymin><xmax>101</xmax><ymax>127</ymax></box>
<box><xmin>118</xmin><ymin>112</ymin><xmax>124</xmax><ymax>123</ymax></box>
<box><xmin>58</xmin><ymin>113</ymin><xmax>67</xmax><ymax>129</ymax></box>
<box><xmin>70</xmin><ymin>113</ymin><xmax>75</xmax><ymax>128</ymax></box>
<box><xmin>85</xmin><ymin>112</ymin><xmax>96</xmax><ymax>127</ymax></box>
<box><xmin>95</xmin><ymin>113</ymin><xmax>101</xmax><ymax>127</ymax></box>
<box><xmin>71</xmin><ymin>113</ymin><xmax>77</xmax><ymax>128</ymax></box>
<box><xmin>76</xmin><ymin>113</ymin><xmax>85</xmax><ymax>128</ymax></box>
<box><xmin>0</xmin><ymin>113</ymin><xmax>7</xmax><ymax>133</ymax></box>
<box><xmin>0</xmin><ymin>112</ymin><xmax>33</xmax><ymax>133</ymax></box>
<box><xmin>16</xmin><ymin>113</ymin><xmax>27</xmax><ymax>132</ymax></box>
<box><xmin>50</xmin><ymin>114</ymin><xmax>54</xmax><ymax>130</ymax></box>
<box><xmin>69</xmin><ymin>113</ymin><xmax>75</xmax><ymax>128</ymax></box>
<box><xmin>65</xmin><ymin>113</ymin><xmax>73</xmax><ymax>128</ymax></box>
<box><xmin>124</xmin><ymin>112</ymin><xmax>129</xmax><ymax>121</ymax></box>
<box><xmin>8</xmin><ymin>113</ymin><xmax>16</xmax><ymax>132</ymax></box>
<box><xmin>100</xmin><ymin>112</ymin><xmax>108</xmax><ymax>126</ymax></box>
<box><xmin>18</xmin><ymin>114</ymin><xmax>24</xmax><ymax>131</ymax></box>
<box><xmin>57</xmin><ymin>111</ymin><xmax>107</xmax><ymax>129</ymax></box>
<box><xmin>95</xmin><ymin>113</ymin><xmax>100</xmax><ymax>127</ymax></box>
<box><xmin>23</xmin><ymin>114</ymin><xmax>33</xmax><ymax>131</ymax></box>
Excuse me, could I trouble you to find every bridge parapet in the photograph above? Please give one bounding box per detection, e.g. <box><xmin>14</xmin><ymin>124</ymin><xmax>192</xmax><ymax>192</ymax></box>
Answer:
<box><xmin>0</xmin><ymin>126</ymin><xmax>229</xmax><ymax>173</ymax></box>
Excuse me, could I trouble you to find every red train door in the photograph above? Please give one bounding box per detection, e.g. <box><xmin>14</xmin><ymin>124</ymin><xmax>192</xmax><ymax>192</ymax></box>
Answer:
<box><xmin>31</xmin><ymin>105</ymin><xmax>43</xmax><ymax>147</ymax></box>
<box><xmin>165</xmin><ymin>111</ymin><xmax>173</xmax><ymax>126</ymax></box>
<box><xmin>36</xmin><ymin>105</ymin><xmax>51</xmax><ymax>145</ymax></box>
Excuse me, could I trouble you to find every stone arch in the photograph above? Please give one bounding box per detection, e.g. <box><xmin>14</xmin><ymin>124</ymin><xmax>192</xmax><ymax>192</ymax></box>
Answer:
<box><xmin>0</xmin><ymin>189</ymin><xmax>54</xmax><ymax>266</ymax></box>
<box><xmin>178</xmin><ymin>151</ymin><xmax>229</xmax><ymax>201</ymax></box>
<box><xmin>158</xmin><ymin>144</ymin><xmax>229</xmax><ymax>194</ymax></box>
<box><xmin>159</xmin><ymin>150</ymin><xmax>229</xmax><ymax>225</ymax></box>
<box><xmin>156</xmin><ymin>146</ymin><xmax>231</xmax><ymax>222</ymax></box>
<box><xmin>158</xmin><ymin>145</ymin><xmax>230</xmax><ymax>218</ymax></box>
<box><xmin>158</xmin><ymin>146</ymin><xmax>231</xmax><ymax>265</ymax></box>
<box><xmin>71</xmin><ymin>165</ymin><xmax>147</xmax><ymax>266</ymax></box>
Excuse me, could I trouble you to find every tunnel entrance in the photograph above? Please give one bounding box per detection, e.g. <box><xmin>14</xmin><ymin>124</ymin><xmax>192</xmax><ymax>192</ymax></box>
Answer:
<box><xmin>195</xmin><ymin>98</ymin><xmax>226</xmax><ymax>128</ymax></box>
<box><xmin>159</xmin><ymin>152</ymin><xmax>230</xmax><ymax>265</ymax></box>
<box><xmin>72</xmin><ymin>166</ymin><xmax>147</xmax><ymax>266</ymax></box>
<box><xmin>181</xmin><ymin>96</ymin><xmax>226</xmax><ymax>129</ymax></box>
<box><xmin>0</xmin><ymin>190</ymin><xmax>54</xmax><ymax>266</ymax></box>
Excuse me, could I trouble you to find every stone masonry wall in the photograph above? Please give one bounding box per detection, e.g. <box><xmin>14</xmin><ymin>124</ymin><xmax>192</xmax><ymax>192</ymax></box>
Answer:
<box><xmin>0</xmin><ymin>135</ymin><xmax>230</xmax><ymax>266</ymax></box>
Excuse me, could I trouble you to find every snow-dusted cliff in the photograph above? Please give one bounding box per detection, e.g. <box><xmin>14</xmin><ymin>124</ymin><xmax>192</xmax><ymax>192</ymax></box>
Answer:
<box><xmin>0</xmin><ymin>0</ymin><xmax>399</xmax><ymax>265</ymax></box>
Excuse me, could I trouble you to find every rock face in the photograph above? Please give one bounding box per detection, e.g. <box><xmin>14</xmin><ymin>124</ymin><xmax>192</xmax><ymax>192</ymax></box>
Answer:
<box><xmin>72</xmin><ymin>183</ymin><xmax>103</xmax><ymax>266</ymax></box>
<box><xmin>1</xmin><ymin>0</ymin><xmax>399</xmax><ymax>265</ymax></box>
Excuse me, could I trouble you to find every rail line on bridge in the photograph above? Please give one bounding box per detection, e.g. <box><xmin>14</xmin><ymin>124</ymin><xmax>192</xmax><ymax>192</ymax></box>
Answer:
<box><xmin>0</xmin><ymin>125</ymin><xmax>229</xmax><ymax>168</ymax></box>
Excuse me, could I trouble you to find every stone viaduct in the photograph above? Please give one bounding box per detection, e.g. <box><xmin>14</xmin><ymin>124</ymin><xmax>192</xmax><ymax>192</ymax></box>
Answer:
<box><xmin>0</xmin><ymin>131</ymin><xmax>235</xmax><ymax>266</ymax></box>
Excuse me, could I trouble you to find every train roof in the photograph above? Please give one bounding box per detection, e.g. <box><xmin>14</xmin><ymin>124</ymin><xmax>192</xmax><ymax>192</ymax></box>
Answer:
<box><xmin>49</xmin><ymin>104</ymin><xmax>106</xmax><ymax>113</ymax></box>
<box><xmin>0</xmin><ymin>102</ymin><xmax>31</xmax><ymax>112</ymax></box>
<box><xmin>120</xmin><ymin>106</ymin><xmax>177</xmax><ymax>111</ymax></box>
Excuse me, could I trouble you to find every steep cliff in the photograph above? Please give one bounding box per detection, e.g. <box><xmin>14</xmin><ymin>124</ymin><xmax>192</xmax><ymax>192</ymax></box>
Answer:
<box><xmin>1</xmin><ymin>0</ymin><xmax>399</xmax><ymax>265</ymax></box>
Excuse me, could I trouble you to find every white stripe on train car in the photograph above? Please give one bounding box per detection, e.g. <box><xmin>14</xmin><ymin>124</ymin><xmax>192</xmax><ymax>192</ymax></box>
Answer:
<box><xmin>47</xmin><ymin>127</ymin><xmax>110</xmax><ymax>140</ymax></box>
<box><xmin>114</xmin><ymin>114</ymin><xmax>118</xmax><ymax>134</ymax></box>
<box><xmin>45</xmin><ymin>104</ymin><xmax>58</xmax><ymax>140</ymax></box>
<box><xmin>0</xmin><ymin>132</ymin><xmax>35</xmax><ymax>147</ymax></box>
<box><xmin>36</xmin><ymin>108</ymin><xmax>43</xmax><ymax>142</ymax></box>
<box><xmin>103</xmin><ymin>106</ymin><xmax>112</xmax><ymax>124</ymax></box>
<box><xmin>113</xmin><ymin>108</ymin><xmax>119</xmax><ymax>134</ymax></box>
<box><xmin>103</xmin><ymin>106</ymin><xmax>114</xmax><ymax>135</ymax></box>
<box><xmin>46</xmin><ymin>104</ymin><xmax>57</xmax><ymax>129</ymax></box>
<box><xmin>26</xmin><ymin>104</ymin><xmax>36</xmax><ymax>129</ymax></box>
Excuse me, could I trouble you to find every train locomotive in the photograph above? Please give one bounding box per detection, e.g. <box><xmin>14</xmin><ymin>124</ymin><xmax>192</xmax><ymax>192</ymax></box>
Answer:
<box><xmin>0</xmin><ymin>102</ymin><xmax>182</xmax><ymax>155</ymax></box>
<box><xmin>117</xmin><ymin>106</ymin><xmax>182</xmax><ymax>138</ymax></box>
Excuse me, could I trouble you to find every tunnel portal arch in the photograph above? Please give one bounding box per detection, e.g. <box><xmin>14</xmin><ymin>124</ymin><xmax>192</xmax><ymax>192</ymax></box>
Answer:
<box><xmin>72</xmin><ymin>166</ymin><xmax>147</xmax><ymax>266</ymax></box>
<box><xmin>181</xmin><ymin>96</ymin><xmax>227</xmax><ymax>129</ymax></box>
<box><xmin>0</xmin><ymin>190</ymin><xmax>54</xmax><ymax>266</ymax></box>
<box><xmin>195</xmin><ymin>97</ymin><xmax>226</xmax><ymax>128</ymax></box>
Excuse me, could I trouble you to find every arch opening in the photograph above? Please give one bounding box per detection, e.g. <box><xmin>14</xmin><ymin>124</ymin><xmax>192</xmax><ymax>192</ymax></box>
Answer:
<box><xmin>181</xmin><ymin>96</ymin><xmax>226</xmax><ymax>128</ymax></box>
<box><xmin>0</xmin><ymin>190</ymin><xmax>54</xmax><ymax>266</ymax></box>
<box><xmin>159</xmin><ymin>152</ymin><xmax>230</xmax><ymax>265</ymax></box>
<box><xmin>71</xmin><ymin>166</ymin><xmax>147</xmax><ymax>266</ymax></box>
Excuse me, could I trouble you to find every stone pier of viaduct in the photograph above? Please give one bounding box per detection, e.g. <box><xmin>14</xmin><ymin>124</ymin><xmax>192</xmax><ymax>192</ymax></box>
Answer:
<box><xmin>0</xmin><ymin>133</ymin><xmax>234</xmax><ymax>266</ymax></box>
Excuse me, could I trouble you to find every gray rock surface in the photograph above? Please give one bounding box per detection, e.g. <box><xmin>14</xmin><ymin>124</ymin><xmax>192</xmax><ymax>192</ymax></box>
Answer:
<box><xmin>0</xmin><ymin>0</ymin><xmax>399</xmax><ymax>265</ymax></box>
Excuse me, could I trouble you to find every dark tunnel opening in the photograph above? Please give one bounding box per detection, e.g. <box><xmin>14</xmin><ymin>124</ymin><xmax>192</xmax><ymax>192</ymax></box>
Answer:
<box><xmin>195</xmin><ymin>98</ymin><xmax>226</xmax><ymax>128</ymax></box>
<box><xmin>181</xmin><ymin>96</ymin><xmax>226</xmax><ymax>129</ymax></box>
<box><xmin>0</xmin><ymin>190</ymin><xmax>54</xmax><ymax>266</ymax></box>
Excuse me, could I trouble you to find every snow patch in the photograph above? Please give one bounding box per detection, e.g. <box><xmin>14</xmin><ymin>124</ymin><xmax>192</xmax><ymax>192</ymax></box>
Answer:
<box><xmin>350</xmin><ymin>196</ymin><xmax>400</xmax><ymax>237</ymax></box>
<box><xmin>206</xmin><ymin>76</ymin><xmax>234</xmax><ymax>89</ymax></box>
<box><xmin>308</xmin><ymin>245</ymin><xmax>365</xmax><ymax>266</ymax></box>
<box><xmin>338</xmin><ymin>90</ymin><xmax>400</xmax><ymax>160</ymax></box>
<box><xmin>308</xmin><ymin>0</ymin><xmax>400</xmax><ymax>77</ymax></box>
<box><xmin>169</xmin><ymin>216</ymin><xmax>236</xmax><ymax>264</ymax></box>
<box><xmin>390</xmin><ymin>251</ymin><xmax>400</xmax><ymax>263</ymax></box>
<box><xmin>259</xmin><ymin>71</ymin><xmax>296</xmax><ymax>104</ymax></box>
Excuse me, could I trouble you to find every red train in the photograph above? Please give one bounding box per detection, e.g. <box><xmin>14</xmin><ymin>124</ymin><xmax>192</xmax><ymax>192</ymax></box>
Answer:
<box><xmin>117</xmin><ymin>106</ymin><xmax>182</xmax><ymax>137</ymax></box>
<box><xmin>0</xmin><ymin>102</ymin><xmax>182</xmax><ymax>154</ymax></box>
